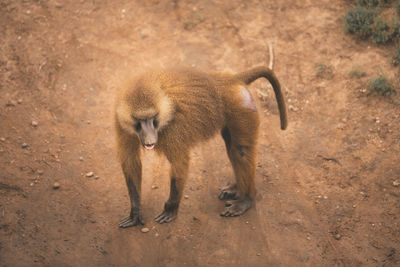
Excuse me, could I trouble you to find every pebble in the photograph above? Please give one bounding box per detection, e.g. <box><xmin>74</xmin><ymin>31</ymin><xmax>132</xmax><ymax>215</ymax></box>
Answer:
<box><xmin>392</xmin><ymin>180</ymin><xmax>400</xmax><ymax>187</ymax></box>
<box><xmin>37</xmin><ymin>170</ymin><xmax>44</xmax><ymax>175</ymax></box>
<box><xmin>53</xmin><ymin>182</ymin><xmax>60</xmax><ymax>189</ymax></box>
<box><xmin>256</xmin><ymin>253</ymin><xmax>261</xmax><ymax>256</ymax></box>
<box><xmin>141</xmin><ymin>227</ymin><xmax>150</xmax><ymax>233</ymax></box>
<box><xmin>184</xmin><ymin>195</ymin><xmax>189</xmax><ymax>199</ymax></box>
<box><xmin>79</xmin><ymin>156</ymin><xmax>84</xmax><ymax>161</ymax></box>
<box><xmin>334</xmin><ymin>234</ymin><xmax>341</xmax><ymax>240</ymax></box>
<box><xmin>288</xmin><ymin>105</ymin><xmax>298</xmax><ymax>112</ymax></box>
<box><xmin>0</xmin><ymin>137</ymin><xmax>5</xmax><ymax>142</ymax></box>
<box><xmin>151</xmin><ymin>185</ymin><xmax>158</xmax><ymax>189</ymax></box>
<box><xmin>17</xmin><ymin>99</ymin><xmax>23</xmax><ymax>104</ymax></box>
<box><xmin>6</xmin><ymin>100</ymin><xmax>15</xmax><ymax>106</ymax></box>
<box><xmin>31</xmin><ymin>121</ymin><xmax>38</xmax><ymax>127</ymax></box>
<box><xmin>94</xmin><ymin>176</ymin><xmax>99</xmax><ymax>180</ymax></box>
<box><xmin>21</xmin><ymin>143</ymin><xmax>28</xmax><ymax>149</ymax></box>
<box><xmin>86</xmin><ymin>172</ymin><xmax>94</xmax><ymax>177</ymax></box>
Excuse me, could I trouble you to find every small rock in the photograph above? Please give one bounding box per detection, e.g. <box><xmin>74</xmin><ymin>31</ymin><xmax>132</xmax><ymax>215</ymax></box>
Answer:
<box><xmin>392</xmin><ymin>180</ymin><xmax>400</xmax><ymax>187</ymax></box>
<box><xmin>184</xmin><ymin>195</ymin><xmax>189</xmax><ymax>199</ymax></box>
<box><xmin>155</xmin><ymin>232</ymin><xmax>159</xmax><ymax>237</ymax></box>
<box><xmin>0</xmin><ymin>137</ymin><xmax>5</xmax><ymax>142</ymax></box>
<box><xmin>141</xmin><ymin>227</ymin><xmax>150</xmax><ymax>233</ymax></box>
<box><xmin>94</xmin><ymin>176</ymin><xmax>99</xmax><ymax>179</ymax></box>
<box><xmin>21</xmin><ymin>143</ymin><xmax>28</xmax><ymax>149</ymax></box>
<box><xmin>6</xmin><ymin>100</ymin><xmax>15</xmax><ymax>106</ymax></box>
<box><xmin>288</xmin><ymin>105</ymin><xmax>298</xmax><ymax>112</ymax></box>
<box><xmin>17</xmin><ymin>99</ymin><xmax>23</xmax><ymax>104</ymax></box>
<box><xmin>37</xmin><ymin>170</ymin><xmax>44</xmax><ymax>175</ymax></box>
<box><xmin>334</xmin><ymin>234</ymin><xmax>341</xmax><ymax>240</ymax></box>
<box><xmin>30</xmin><ymin>182</ymin><xmax>34</xmax><ymax>186</ymax></box>
<box><xmin>53</xmin><ymin>182</ymin><xmax>60</xmax><ymax>189</ymax></box>
<box><xmin>79</xmin><ymin>156</ymin><xmax>84</xmax><ymax>161</ymax></box>
<box><xmin>54</xmin><ymin>1</ymin><xmax>63</xmax><ymax>8</ymax></box>
<box><xmin>31</xmin><ymin>121</ymin><xmax>38</xmax><ymax>127</ymax></box>
<box><xmin>86</xmin><ymin>172</ymin><xmax>94</xmax><ymax>177</ymax></box>
<box><xmin>151</xmin><ymin>185</ymin><xmax>158</xmax><ymax>189</ymax></box>
<box><xmin>256</xmin><ymin>253</ymin><xmax>261</xmax><ymax>256</ymax></box>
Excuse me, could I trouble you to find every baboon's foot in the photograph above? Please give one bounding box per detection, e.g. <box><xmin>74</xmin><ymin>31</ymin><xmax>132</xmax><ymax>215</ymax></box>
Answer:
<box><xmin>218</xmin><ymin>183</ymin><xmax>239</xmax><ymax>200</ymax></box>
<box><xmin>154</xmin><ymin>209</ymin><xmax>177</xmax><ymax>224</ymax></box>
<box><xmin>119</xmin><ymin>213</ymin><xmax>144</xmax><ymax>228</ymax></box>
<box><xmin>220</xmin><ymin>196</ymin><xmax>252</xmax><ymax>217</ymax></box>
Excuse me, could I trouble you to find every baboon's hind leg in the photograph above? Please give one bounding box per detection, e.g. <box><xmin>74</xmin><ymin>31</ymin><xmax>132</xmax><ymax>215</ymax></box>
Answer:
<box><xmin>218</xmin><ymin>183</ymin><xmax>239</xmax><ymax>200</ymax></box>
<box><xmin>219</xmin><ymin>127</ymin><xmax>239</xmax><ymax>200</ymax></box>
<box><xmin>220</xmin><ymin>111</ymin><xmax>259</xmax><ymax>217</ymax></box>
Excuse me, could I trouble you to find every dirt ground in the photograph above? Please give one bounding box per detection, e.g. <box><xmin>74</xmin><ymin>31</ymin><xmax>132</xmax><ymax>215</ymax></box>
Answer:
<box><xmin>1</xmin><ymin>0</ymin><xmax>399</xmax><ymax>266</ymax></box>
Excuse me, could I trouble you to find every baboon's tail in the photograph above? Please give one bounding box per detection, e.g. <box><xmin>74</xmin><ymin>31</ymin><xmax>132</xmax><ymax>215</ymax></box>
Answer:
<box><xmin>234</xmin><ymin>66</ymin><xmax>288</xmax><ymax>130</ymax></box>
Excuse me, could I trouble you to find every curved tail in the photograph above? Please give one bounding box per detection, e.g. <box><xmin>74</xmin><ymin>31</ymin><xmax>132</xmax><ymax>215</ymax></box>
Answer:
<box><xmin>234</xmin><ymin>66</ymin><xmax>288</xmax><ymax>130</ymax></box>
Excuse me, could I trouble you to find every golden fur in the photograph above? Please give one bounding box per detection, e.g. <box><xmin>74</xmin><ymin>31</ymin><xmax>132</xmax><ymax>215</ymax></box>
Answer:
<box><xmin>115</xmin><ymin>66</ymin><xmax>287</xmax><ymax>227</ymax></box>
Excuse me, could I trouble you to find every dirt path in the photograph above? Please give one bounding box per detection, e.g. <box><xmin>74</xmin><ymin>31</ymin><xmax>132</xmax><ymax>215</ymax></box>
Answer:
<box><xmin>1</xmin><ymin>0</ymin><xmax>399</xmax><ymax>266</ymax></box>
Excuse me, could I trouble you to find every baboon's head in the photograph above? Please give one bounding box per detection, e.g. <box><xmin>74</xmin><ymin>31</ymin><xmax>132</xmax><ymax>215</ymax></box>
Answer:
<box><xmin>116</xmin><ymin>75</ymin><xmax>173</xmax><ymax>149</ymax></box>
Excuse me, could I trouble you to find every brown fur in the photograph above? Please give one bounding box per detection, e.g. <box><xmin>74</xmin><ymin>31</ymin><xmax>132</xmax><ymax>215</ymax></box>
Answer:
<box><xmin>115</xmin><ymin>66</ymin><xmax>287</xmax><ymax>227</ymax></box>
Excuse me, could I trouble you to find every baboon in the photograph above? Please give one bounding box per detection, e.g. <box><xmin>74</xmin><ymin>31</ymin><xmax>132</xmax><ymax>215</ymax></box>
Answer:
<box><xmin>115</xmin><ymin>66</ymin><xmax>287</xmax><ymax>228</ymax></box>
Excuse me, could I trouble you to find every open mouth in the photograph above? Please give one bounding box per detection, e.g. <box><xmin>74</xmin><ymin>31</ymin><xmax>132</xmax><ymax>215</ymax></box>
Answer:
<box><xmin>144</xmin><ymin>144</ymin><xmax>155</xmax><ymax>150</ymax></box>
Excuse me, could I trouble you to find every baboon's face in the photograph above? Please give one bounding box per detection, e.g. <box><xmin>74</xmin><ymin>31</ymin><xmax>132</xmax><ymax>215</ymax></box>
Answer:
<box><xmin>132</xmin><ymin>115</ymin><xmax>159</xmax><ymax>150</ymax></box>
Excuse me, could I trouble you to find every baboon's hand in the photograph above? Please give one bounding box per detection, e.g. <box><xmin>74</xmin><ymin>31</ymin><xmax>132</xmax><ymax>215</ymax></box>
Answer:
<box><xmin>119</xmin><ymin>214</ymin><xmax>144</xmax><ymax>228</ymax></box>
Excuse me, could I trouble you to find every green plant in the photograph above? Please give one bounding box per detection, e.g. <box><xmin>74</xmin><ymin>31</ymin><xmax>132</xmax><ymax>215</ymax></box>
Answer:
<box><xmin>355</xmin><ymin>0</ymin><xmax>395</xmax><ymax>6</ymax></box>
<box><xmin>315</xmin><ymin>63</ymin><xmax>333</xmax><ymax>77</ymax></box>
<box><xmin>183</xmin><ymin>11</ymin><xmax>205</xmax><ymax>30</ymax></box>
<box><xmin>368</xmin><ymin>75</ymin><xmax>395</xmax><ymax>96</ymax></box>
<box><xmin>396</xmin><ymin>0</ymin><xmax>400</xmax><ymax>15</ymax></box>
<box><xmin>345</xmin><ymin>6</ymin><xmax>376</xmax><ymax>39</ymax></box>
<box><xmin>356</xmin><ymin>0</ymin><xmax>383</xmax><ymax>7</ymax></box>
<box><xmin>392</xmin><ymin>46</ymin><xmax>400</xmax><ymax>65</ymax></box>
<box><xmin>349</xmin><ymin>68</ymin><xmax>367</xmax><ymax>77</ymax></box>
<box><xmin>370</xmin><ymin>17</ymin><xmax>392</xmax><ymax>43</ymax></box>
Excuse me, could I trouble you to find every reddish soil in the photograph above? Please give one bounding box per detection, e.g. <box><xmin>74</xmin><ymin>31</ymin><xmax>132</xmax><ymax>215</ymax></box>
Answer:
<box><xmin>1</xmin><ymin>0</ymin><xmax>399</xmax><ymax>266</ymax></box>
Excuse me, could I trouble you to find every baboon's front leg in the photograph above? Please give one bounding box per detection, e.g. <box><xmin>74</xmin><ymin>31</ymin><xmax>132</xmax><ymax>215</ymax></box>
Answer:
<box><xmin>155</xmin><ymin>155</ymin><xmax>189</xmax><ymax>224</ymax></box>
<box><xmin>119</xmin><ymin>162</ymin><xmax>143</xmax><ymax>228</ymax></box>
<box><xmin>117</xmin><ymin>133</ymin><xmax>144</xmax><ymax>228</ymax></box>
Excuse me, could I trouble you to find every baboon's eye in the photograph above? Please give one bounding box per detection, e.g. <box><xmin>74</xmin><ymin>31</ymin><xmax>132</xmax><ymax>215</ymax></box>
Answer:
<box><xmin>153</xmin><ymin>118</ymin><xmax>159</xmax><ymax>128</ymax></box>
<box><xmin>135</xmin><ymin>122</ymin><xmax>141</xmax><ymax>132</ymax></box>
